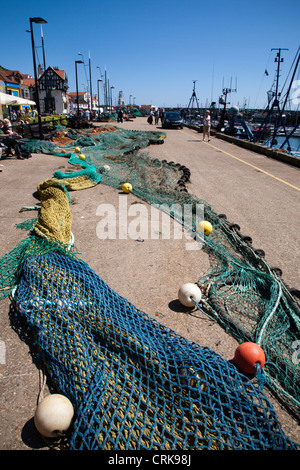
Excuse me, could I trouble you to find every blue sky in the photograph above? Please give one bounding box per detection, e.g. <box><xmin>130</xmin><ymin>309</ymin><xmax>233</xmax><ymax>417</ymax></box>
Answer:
<box><xmin>1</xmin><ymin>0</ymin><xmax>299</xmax><ymax>109</ymax></box>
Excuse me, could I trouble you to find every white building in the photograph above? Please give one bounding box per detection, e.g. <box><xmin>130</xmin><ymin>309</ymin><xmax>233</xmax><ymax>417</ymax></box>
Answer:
<box><xmin>37</xmin><ymin>66</ymin><xmax>69</xmax><ymax>114</ymax></box>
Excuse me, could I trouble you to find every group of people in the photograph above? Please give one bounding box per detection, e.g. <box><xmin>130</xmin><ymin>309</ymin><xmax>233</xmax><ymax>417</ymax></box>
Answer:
<box><xmin>75</xmin><ymin>109</ymin><xmax>98</xmax><ymax>122</ymax></box>
<box><xmin>117</xmin><ymin>108</ymin><xmax>138</xmax><ymax>123</ymax></box>
<box><xmin>147</xmin><ymin>109</ymin><xmax>164</xmax><ymax>126</ymax></box>
<box><xmin>0</xmin><ymin>118</ymin><xmax>31</xmax><ymax>159</ymax></box>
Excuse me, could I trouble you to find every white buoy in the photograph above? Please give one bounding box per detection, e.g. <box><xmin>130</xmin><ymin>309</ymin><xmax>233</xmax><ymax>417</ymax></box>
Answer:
<box><xmin>178</xmin><ymin>283</ymin><xmax>202</xmax><ymax>307</ymax></box>
<box><xmin>34</xmin><ymin>394</ymin><xmax>74</xmax><ymax>438</ymax></box>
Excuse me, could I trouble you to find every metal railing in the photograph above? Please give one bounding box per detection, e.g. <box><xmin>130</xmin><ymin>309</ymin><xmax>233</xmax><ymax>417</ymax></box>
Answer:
<box><xmin>10</xmin><ymin>116</ymin><xmax>68</xmax><ymax>139</ymax></box>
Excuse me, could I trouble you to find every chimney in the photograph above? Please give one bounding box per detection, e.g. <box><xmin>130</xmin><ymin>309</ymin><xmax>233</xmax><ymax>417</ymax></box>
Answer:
<box><xmin>38</xmin><ymin>64</ymin><xmax>43</xmax><ymax>77</ymax></box>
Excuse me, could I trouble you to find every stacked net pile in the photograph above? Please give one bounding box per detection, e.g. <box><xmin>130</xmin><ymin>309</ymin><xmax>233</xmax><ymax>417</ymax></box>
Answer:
<box><xmin>21</xmin><ymin>126</ymin><xmax>166</xmax><ymax>160</ymax></box>
<box><xmin>1</xmin><ymin>125</ymin><xmax>299</xmax><ymax>448</ymax></box>
<box><xmin>12</xmin><ymin>252</ymin><xmax>297</xmax><ymax>450</ymax></box>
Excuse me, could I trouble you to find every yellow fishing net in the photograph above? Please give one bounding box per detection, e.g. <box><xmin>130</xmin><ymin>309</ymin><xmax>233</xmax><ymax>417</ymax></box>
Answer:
<box><xmin>34</xmin><ymin>174</ymin><xmax>99</xmax><ymax>244</ymax></box>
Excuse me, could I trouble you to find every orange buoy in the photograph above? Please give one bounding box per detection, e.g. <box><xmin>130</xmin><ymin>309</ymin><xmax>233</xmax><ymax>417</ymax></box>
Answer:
<box><xmin>234</xmin><ymin>342</ymin><xmax>266</xmax><ymax>375</ymax></box>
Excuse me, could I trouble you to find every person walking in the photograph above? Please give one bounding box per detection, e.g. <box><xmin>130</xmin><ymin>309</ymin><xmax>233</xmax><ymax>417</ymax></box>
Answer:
<box><xmin>147</xmin><ymin>111</ymin><xmax>153</xmax><ymax>125</ymax></box>
<box><xmin>159</xmin><ymin>108</ymin><xmax>164</xmax><ymax>126</ymax></box>
<box><xmin>202</xmin><ymin>110</ymin><xmax>211</xmax><ymax>141</ymax></box>
<box><xmin>117</xmin><ymin>109</ymin><xmax>123</xmax><ymax>123</ymax></box>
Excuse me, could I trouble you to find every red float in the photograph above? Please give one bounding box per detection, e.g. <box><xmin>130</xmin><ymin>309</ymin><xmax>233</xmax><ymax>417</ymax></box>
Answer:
<box><xmin>234</xmin><ymin>342</ymin><xmax>266</xmax><ymax>375</ymax></box>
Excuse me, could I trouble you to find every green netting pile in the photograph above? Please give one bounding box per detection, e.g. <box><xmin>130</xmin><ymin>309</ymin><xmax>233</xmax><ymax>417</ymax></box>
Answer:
<box><xmin>1</xmin><ymin>125</ymin><xmax>299</xmax><ymax>449</ymax></box>
<box><xmin>131</xmin><ymin>108</ymin><xmax>143</xmax><ymax>117</ymax></box>
<box><xmin>21</xmin><ymin>126</ymin><xmax>165</xmax><ymax>159</ymax></box>
<box><xmin>97</xmin><ymin>112</ymin><xmax>117</xmax><ymax>122</ymax></box>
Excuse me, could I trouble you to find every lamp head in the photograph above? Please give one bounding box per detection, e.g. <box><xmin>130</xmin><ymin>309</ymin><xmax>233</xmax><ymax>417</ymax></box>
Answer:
<box><xmin>30</xmin><ymin>17</ymin><xmax>47</xmax><ymax>24</ymax></box>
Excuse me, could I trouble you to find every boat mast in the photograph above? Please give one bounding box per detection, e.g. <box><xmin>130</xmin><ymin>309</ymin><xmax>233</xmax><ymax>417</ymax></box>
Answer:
<box><xmin>186</xmin><ymin>80</ymin><xmax>201</xmax><ymax>121</ymax></box>
<box><xmin>255</xmin><ymin>48</ymin><xmax>290</xmax><ymax>150</ymax></box>
<box><xmin>279</xmin><ymin>47</ymin><xmax>300</xmax><ymax>149</ymax></box>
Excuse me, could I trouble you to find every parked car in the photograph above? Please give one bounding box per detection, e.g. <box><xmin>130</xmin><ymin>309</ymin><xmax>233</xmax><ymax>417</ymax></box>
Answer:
<box><xmin>162</xmin><ymin>112</ymin><xmax>184</xmax><ymax>129</ymax></box>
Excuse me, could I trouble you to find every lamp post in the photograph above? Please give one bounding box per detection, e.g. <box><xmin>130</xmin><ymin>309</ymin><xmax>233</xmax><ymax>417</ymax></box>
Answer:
<box><xmin>78</xmin><ymin>52</ymin><xmax>90</xmax><ymax>111</ymax></box>
<box><xmin>29</xmin><ymin>17</ymin><xmax>47</xmax><ymax>140</ymax></box>
<box><xmin>97</xmin><ymin>79</ymin><xmax>102</xmax><ymax>117</ymax></box>
<box><xmin>75</xmin><ymin>60</ymin><xmax>84</xmax><ymax>116</ymax></box>
<box><xmin>104</xmin><ymin>68</ymin><xmax>108</xmax><ymax>109</ymax></box>
<box><xmin>96</xmin><ymin>66</ymin><xmax>102</xmax><ymax>116</ymax></box>
<box><xmin>88</xmin><ymin>52</ymin><xmax>92</xmax><ymax>114</ymax></box>
<box><xmin>110</xmin><ymin>86</ymin><xmax>115</xmax><ymax>109</ymax></box>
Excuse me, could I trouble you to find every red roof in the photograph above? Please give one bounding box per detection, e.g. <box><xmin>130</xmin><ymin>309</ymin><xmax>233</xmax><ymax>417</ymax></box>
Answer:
<box><xmin>39</xmin><ymin>67</ymin><xmax>66</xmax><ymax>80</ymax></box>
<box><xmin>23</xmin><ymin>78</ymin><xmax>35</xmax><ymax>87</ymax></box>
<box><xmin>0</xmin><ymin>69</ymin><xmax>23</xmax><ymax>84</ymax></box>
<box><xmin>53</xmin><ymin>69</ymin><xmax>66</xmax><ymax>79</ymax></box>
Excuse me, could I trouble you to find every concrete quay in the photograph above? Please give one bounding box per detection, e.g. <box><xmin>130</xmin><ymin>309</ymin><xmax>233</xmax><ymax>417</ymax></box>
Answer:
<box><xmin>0</xmin><ymin>117</ymin><xmax>299</xmax><ymax>449</ymax></box>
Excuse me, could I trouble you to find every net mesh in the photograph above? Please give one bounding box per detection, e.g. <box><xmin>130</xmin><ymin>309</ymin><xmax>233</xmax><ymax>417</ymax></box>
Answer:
<box><xmin>0</xmin><ymin>124</ymin><xmax>299</xmax><ymax>449</ymax></box>
<box><xmin>12</xmin><ymin>252</ymin><xmax>296</xmax><ymax>450</ymax></box>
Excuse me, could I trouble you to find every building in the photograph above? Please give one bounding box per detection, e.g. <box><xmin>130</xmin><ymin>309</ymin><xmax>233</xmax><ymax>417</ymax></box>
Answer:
<box><xmin>68</xmin><ymin>92</ymin><xmax>99</xmax><ymax>114</ymax></box>
<box><xmin>17</xmin><ymin>65</ymin><xmax>69</xmax><ymax>115</ymax></box>
<box><xmin>0</xmin><ymin>76</ymin><xmax>5</xmax><ymax>119</ymax></box>
<box><xmin>1</xmin><ymin>64</ymin><xmax>101</xmax><ymax>118</ymax></box>
<box><xmin>37</xmin><ymin>66</ymin><xmax>69</xmax><ymax>114</ymax></box>
<box><xmin>0</xmin><ymin>67</ymin><xmax>34</xmax><ymax>118</ymax></box>
<box><xmin>0</xmin><ymin>69</ymin><xmax>22</xmax><ymax>98</ymax></box>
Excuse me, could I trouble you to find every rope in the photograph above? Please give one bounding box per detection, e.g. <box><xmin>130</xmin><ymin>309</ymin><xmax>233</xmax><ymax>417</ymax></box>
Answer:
<box><xmin>256</xmin><ymin>280</ymin><xmax>282</xmax><ymax>346</ymax></box>
<box><xmin>192</xmin><ymin>299</ymin><xmax>218</xmax><ymax>322</ymax></box>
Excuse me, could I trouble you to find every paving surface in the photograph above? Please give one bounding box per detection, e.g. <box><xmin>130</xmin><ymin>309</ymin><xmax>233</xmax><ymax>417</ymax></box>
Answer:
<box><xmin>0</xmin><ymin>117</ymin><xmax>299</xmax><ymax>449</ymax></box>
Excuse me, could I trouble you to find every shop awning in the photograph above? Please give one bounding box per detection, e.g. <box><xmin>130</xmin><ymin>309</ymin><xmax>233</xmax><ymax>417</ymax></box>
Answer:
<box><xmin>0</xmin><ymin>91</ymin><xmax>36</xmax><ymax>106</ymax></box>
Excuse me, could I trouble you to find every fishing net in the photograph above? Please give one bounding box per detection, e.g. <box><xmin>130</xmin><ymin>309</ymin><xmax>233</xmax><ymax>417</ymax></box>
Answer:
<box><xmin>0</xmin><ymin>124</ymin><xmax>299</xmax><ymax>449</ymax></box>
<box><xmin>11</xmin><ymin>251</ymin><xmax>296</xmax><ymax>450</ymax></box>
<box><xmin>21</xmin><ymin>126</ymin><xmax>165</xmax><ymax>159</ymax></box>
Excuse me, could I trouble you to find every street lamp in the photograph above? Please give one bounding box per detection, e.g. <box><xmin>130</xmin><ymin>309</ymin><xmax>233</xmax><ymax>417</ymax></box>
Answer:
<box><xmin>29</xmin><ymin>17</ymin><xmax>47</xmax><ymax>140</ymax></box>
<box><xmin>110</xmin><ymin>86</ymin><xmax>115</xmax><ymax>109</ymax></box>
<box><xmin>75</xmin><ymin>60</ymin><xmax>84</xmax><ymax>116</ymax></box>
<box><xmin>97</xmin><ymin>79</ymin><xmax>102</xmax><ymax>117</ymax></box>
<box><xmin>88</xmin><ymin>52</ymin><xmax>92</xmax><ymax>113</ymax></box>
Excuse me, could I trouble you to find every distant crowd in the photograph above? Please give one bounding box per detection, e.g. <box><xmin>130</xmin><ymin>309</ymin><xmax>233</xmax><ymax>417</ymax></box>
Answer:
<box><xmin>146</xmin><ymin>108</ymin><xmax>164</xmax><ymax>125</ymax></box>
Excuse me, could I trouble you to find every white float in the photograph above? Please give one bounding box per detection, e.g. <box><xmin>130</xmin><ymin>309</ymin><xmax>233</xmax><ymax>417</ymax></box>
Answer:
<box><xmin>178</xmin><ymin>283</ymin><xmax>202</xmax><ymax>307</ymax></box>
<box><xmin>34</xmin><ymin>394</ymin><xmax>74</xmax><ymax>438</ymax></box>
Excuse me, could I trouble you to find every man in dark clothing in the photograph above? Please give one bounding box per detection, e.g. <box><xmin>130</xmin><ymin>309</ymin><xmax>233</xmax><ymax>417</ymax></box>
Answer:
<box><xmin>117</xmin><ymin>110</ymin><xmax>123</xmax><ymax>123</ymax></box>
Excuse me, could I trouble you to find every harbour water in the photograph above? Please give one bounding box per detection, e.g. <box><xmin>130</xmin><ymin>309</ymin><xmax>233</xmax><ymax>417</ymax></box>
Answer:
<box><xmin>264</xmin><ymin>135</ymin><xmax>300</xmax><ymax>158</ymax></box>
